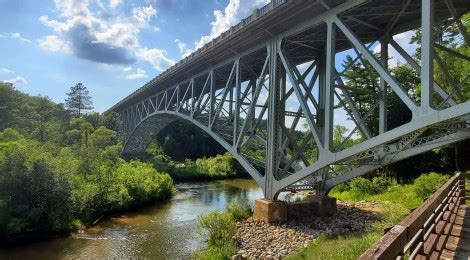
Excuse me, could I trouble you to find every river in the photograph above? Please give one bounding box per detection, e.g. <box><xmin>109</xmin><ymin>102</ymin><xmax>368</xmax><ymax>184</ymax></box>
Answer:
<box><xmin>0</xmin><ymin>178</ymin><xmax>262</xmax><ymax>259</ymax></box>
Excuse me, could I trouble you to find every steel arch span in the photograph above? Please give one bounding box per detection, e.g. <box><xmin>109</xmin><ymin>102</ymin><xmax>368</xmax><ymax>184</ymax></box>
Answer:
<box><xmin>113</xmin><ymin>0</ymin><xmax>470</xmax><ymax>200</ymax></box>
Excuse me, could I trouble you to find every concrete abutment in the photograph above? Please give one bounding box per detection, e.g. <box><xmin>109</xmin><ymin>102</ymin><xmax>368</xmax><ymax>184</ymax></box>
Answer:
<box><xmin>253</xmin><ymin>196</ymin><xmax>337</xmax><ymax>223</ymax></box>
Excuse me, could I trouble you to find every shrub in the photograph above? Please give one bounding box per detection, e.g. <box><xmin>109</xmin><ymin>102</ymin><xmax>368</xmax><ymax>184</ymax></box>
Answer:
<box><xmin>193</xmin><ymin>243</ymin><xmax>237</xmax><ymax>260</ymax></box>
<box><xmin>196</xmin><ymin>153</ymin><xmax>235</xmax><ymax>178</ymax></box>
<box><xmin>198</xmin><ymin>211</ymin><xmax>236</xmax><ymax>248</ymax></box>
<box><xmin>349</xmin><ymin>176</ymin><xmax>389</xmax><ymax>195</ymax></box>
<box><xmin>90</xmin><ymin>126</ymin><xmax>118</xmax><ymax>149</ymax></box>
<box><xmin>413</xmin><ymin>172</ymin><xmax>448</xmax><ymax>200</ymax></box>
<box><xmin>226</xmin><ymin>200</ymin><xmax>252</xmax><ymax>221</ymax></box>
<box><xmin>0</xmin><ymin>128</ymin><xmax>23</xmax><ymax>142</ymax></box>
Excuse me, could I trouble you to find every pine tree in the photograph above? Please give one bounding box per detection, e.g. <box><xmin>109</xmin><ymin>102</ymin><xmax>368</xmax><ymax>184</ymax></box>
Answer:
<box><xmin>65</xmin><ymin>83</ymin><xmax>94</xmax><ymax>117</ymax></box>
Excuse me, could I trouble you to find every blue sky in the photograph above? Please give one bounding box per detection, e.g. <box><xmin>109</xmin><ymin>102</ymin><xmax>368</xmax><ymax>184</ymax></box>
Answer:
<box><xmin>0</xmin><ymin>0</ymin><xmax>417</xmax><ymax>136</ymax></box>
<box><xmin>0</xmin><ymin>0</ymin><xmax>272</xmax><ymax>112</ymax></box>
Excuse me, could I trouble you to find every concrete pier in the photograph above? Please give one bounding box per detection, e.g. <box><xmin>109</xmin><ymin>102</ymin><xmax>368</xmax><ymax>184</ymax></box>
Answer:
<box><xmin>253</xmin><ymin>196</ymin><xmax>337</xmax><ymax>223</ymax></box>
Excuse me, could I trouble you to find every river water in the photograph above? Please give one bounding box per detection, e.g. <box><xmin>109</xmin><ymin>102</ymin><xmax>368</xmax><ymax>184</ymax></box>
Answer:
<box><xmin>0</xmin><ymin>179</ymin><xmax>262</xmax><ymax>259</ymax></box>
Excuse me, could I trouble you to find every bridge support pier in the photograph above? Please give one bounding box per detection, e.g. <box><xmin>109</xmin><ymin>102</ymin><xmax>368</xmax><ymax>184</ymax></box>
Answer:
<box><xmin>254</xmin><ymin>196</ymin><xmax>337</xmax><ymax>223</ymax></box>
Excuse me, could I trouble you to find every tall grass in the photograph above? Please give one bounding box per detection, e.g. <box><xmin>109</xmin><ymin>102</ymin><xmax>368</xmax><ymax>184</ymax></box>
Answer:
<box><xmin>288</xmin><ymin>172</ymin><xmax>449</xmax><ymax>260</ymax></box>
<box><xmin>194</xmin><ymin>200</ymin><xmax>252</xmax><ymax>260</ymax></box>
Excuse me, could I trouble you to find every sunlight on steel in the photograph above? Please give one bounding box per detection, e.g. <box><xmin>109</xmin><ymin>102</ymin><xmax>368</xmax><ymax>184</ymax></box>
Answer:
<box><xmin>111</xmin><ymin>0</ymin><xmax>470</xmax><ymax>200</ymax></box>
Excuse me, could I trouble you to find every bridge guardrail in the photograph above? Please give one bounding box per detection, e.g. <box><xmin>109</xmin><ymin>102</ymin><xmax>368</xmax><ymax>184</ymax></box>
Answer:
<box><xmin>360</xmin><ymin>172</ymin><xmax>467</xmax><ymax>260</ymax></box>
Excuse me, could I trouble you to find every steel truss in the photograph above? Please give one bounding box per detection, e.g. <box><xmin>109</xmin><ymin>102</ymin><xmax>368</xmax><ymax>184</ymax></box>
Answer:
<box><xmin>119</xmin><ymin>0</ymin><xmax>470</xmax><ymax>200</ymax></box>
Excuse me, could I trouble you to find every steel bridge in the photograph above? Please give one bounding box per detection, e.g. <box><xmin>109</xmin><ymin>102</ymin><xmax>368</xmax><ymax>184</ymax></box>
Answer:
<box><xmin>110</xmin><ymin>0</ymin><xmax>470</xmax><ymax>200</ymax></box>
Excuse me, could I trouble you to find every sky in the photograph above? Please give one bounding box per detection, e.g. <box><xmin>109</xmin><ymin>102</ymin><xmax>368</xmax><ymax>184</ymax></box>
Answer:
<box><xmin>0</xmin><ymin>0</ymin><xmax>417</xmax><ymax>135</ymax></box>
<box><xmin>0</xmin><ymin>0</ymin><xmax>272</xmax><ymax>112</ymax></box>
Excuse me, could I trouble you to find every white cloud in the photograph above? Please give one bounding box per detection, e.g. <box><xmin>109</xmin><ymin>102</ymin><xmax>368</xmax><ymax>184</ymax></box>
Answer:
<box><xmin>125</xmin><ymin>67</ymin><xmax>148</xmax><ymax>80</ymax></box>
<box><xmin>175</xmin><ymin>39</ymin><xmax>192</xmax><ymax>58</ymax></box>
<box><xmin>123</xmin><ymin>66</ymin><xmax>132</xmax><ymax>72</ymax></box>
<box><xmin>38</xmin><ymin>35</ymin><xmax>72</xmax><ymax>54</ymax></box>
<box><xmin>0</xmin><ymin>32</ymin><xmax>32</xmax><ymax>43</ymax></box>
<box><xmin>38</xmin><ymin>1</ymin><xmax>175</xmax><ymax>71</ymax></box>
<box><xmin>153</xmin><ymin>26</ymin><xmax>160</xmax><ymax>32</ymax></box>
<box><xmin>194</xmin><ymin>0</ymin><xmax>269</xmax><ymax>49</ymax></box>
<box><xmin>174</xmin><ymin>0</ymin><xmax>269</xmax><ymax>58</ymax></box>
<box><xmin>135</xmin><ymin>48</ymin><xmax>175</xmax><ymax>71</ymax></box>
<box><xmin>3</xmin><ymin>76</ymin><xmax>28</xmax><ymax>85</ymax></box>
<box><xmin>109</xmin><ymin>0</ymin><xmax>122</xmax><ymax>9</ymax></box>
<box><xmin>0</xmin><ymin>68</ymin><xmax>14</xmax><ymax>75</ymax></box>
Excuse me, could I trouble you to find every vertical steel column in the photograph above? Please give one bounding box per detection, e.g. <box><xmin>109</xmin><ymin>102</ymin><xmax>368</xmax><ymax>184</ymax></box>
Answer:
<box><xmin>249</xmin><ymin>78</ymin><xmax>256</xmax><ymax>131</ymax></box>
<box><xmin>265</xmin><ymin>38</ymin><xmax>282</xmax><ymax>200</ymax></box>
<box><xmin>229</xmin><ymin>69</ymin><xmax>234</xmax><ymax>121</ymax></box>
<box><xmin>379</xmin><ymin>39</ymin><xmax>388</xmax><ymax>134</ymax></box>
<box><xmin>209</xmin><ymin>69</ymin><xmax>215</xmax><ymax>128</ymax></box>
<box><xmin>421</xmin><ymin>0</ymin><xmax>434</xmax><ymax>111</ymax></box>
<box><xmin>191</xmin><ymin>78</ymin><xmax>195</xmax><ymax>114</ymax></box>
<box><xmin>323</xmin><ymin>18</ymin><xmax>336</xmax><ymax>152</ymax></box>
<box><xmin>234</xmin><ymin>58</ymin><xmax>241</xmax><ymax>146</ymax></box>
<box><xmin>176</xmin><ymin>85</ymin><xmax>180</xmax><ymax>108</ymax></box>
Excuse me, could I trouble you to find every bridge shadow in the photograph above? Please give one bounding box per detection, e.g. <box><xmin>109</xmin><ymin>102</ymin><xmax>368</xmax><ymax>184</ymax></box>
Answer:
<box><xmin>441</xmin><ymin>205</ymin><xmax>470</xmax><ymax>259</ymax></box>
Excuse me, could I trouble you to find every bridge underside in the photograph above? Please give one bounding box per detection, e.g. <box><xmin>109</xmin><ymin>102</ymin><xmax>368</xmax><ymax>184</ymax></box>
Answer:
<box><xmin>117</xmin><ymin>0</ymin><xmax>470</xmax><ymax>200</ymax></box>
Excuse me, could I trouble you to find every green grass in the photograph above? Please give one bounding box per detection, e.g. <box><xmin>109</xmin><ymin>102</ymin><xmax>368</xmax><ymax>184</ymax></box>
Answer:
<box><xmin>287</xmin><ymin>182</ymin><xmax>428</xmax><ymax>260</ymax></box>
<box><xmin>331</xmin><ymin>182</ymin><xmax>423</xmax><ymax>209</ymax></box>
<box><xmin>194</xmin><ymin>200</ymin><xmax>252</xmax><ymax>260</ymax></box>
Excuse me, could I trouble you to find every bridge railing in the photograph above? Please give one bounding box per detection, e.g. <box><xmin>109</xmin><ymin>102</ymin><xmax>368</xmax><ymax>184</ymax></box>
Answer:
<box><xmin>360</xmin><ymin>172</ymin><xmax>467</xmax><ymax>260</ymax></box>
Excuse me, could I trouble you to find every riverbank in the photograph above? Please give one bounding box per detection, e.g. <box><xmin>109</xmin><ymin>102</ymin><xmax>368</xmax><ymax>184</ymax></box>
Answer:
<box><xmin>234</xmin><ymin>201</ymin><xmax>380</xmax><ymax>259</ymax></box>
<box><xmin>288</xmin><ymin>173</ymin><xmax>448</xmax><ymax>259</ymax></box>
<box><xmin>195</xmin><ymin>173</ymin><xmax>450</xmax><ymax>259</ymax></box>
<box><xmin>0</xmin><ymin>179</ymin><xmax>263</xmax><ymax>259</ymax></box>
<box><xmin>145</xmin><ymin>152</ymin><xmax>249</xmax><ymax>181</ymax></box>
<box><xmin>0</xmin><ymin>128</ymin><xmax>174</xmax><ymax>246</ymax></box>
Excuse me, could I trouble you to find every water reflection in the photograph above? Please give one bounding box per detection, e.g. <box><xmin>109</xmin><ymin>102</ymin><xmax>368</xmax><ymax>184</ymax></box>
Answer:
<box><xmin>0</xmin><ymin>178</ymin><xmax>262</xmax><ymax>260</ymax></box>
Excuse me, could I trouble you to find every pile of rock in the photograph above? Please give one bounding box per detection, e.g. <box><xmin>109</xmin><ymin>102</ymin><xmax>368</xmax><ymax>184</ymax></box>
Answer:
<box><xmin>232</xmin><ymin>201</ymin><xmax>380</xmax><ymax>259</ymax></box>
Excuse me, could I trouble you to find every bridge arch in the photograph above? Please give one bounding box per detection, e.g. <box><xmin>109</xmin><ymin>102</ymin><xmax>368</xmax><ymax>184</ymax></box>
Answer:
<box><xmin>114</xmin><ymin>0</ymin><xmax>470</xmax><ymax>200</ymax></box>
<box><xmin>123</xmin><ymin>111</ymin><xmax>266</xmax><ymax>189</ymax></box>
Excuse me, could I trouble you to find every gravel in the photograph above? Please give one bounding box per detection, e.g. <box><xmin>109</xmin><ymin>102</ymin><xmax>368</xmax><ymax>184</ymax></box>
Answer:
<box><xmin>232</xmin><ymin>201</ymin><xmax>381</xmax><ymax>259</ymax></box>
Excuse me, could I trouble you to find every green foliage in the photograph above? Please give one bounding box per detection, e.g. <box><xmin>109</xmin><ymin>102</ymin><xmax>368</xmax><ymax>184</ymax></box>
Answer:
<box><xmin>413</xmin><ymin>172</ymin><xmax>448</xmax><ymax>200</ymax></box>
<box><xmin>226</xmin><ymin>200</ymin><xmax>252</xmax><ymax>221</ymax></box>
<box><xmin>193</xmin><ymin>243</ymin><xmax>237</xmax><ymax>260</ymax></box>
<box><xmin>116</xmin><ymin>161</ymin><xmax>173</xmax><ymax>206</ymax></box>
<box><xmin>0</xmin><ymin>128</ymin><xmax>23</xmax><ymax>142</ymax></box>
<box><xmin>0</xmin><ymin>123</ymin><xmax>173</xmax><ymax>243</ymax></box>
<box><xmin>146</xmin><ymin>144</ymin><xmax>244</xmax><ymax>181</ymax></box>
<box><xmin>195</xmin><ymin>153</ymin><xmax>237</xmax><ymax>178</ymax></box>
<box><xmin>90</xmin><ymin>126</ymin><xmax>118</xmax><ymax>148</ymax></box>
<box><xmin>341</xmin><ymin>176</ymin><xmax>390</xmax><ymax>197</ymax></box>
<box><xmin>155</xmin><ymin>119</ymin><xmax>224</xmax><ymax>161</ymax></box>
<box><xmin>65</xmin><ymin>83</ymin><xmax>93</xmax><ymax>117</ymax></box>
<box><xmin>291</xmin><ymin>177</ymin><xmax>434</xmax><ymax>260</ymax></box>
<box><xmin>0</xmin><ymin>82</ymin><xmax>69</xmax><ymax>141</ymax></box>
<box><xmin>198</xmin><ymin>211</ymin><xmax>236</xmax><ymax>248</ymax></box>
<box><xmin>195</xmin><ymin>200</ymin><xmax>251</xmax><ymax>259</ymax></box>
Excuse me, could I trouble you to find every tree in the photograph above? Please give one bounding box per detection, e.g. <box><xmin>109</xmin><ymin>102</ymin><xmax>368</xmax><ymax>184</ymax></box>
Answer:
<box><xmin>34</xmin><ymin>96</ymin><xmax>55</xmax><ymax>142</ymax></box>
<box><xmin>101</xmin><ymin>112</ymin><xmax>122</xmax><ymax>132</ymax></box>
<box><xmin>65</xmin><ymin>83</ymin><xmax>93</xmax><ymax>117</ymax></box>
<box><xmin>90</xmin><ymin>126</ymin><xmax>118</xmax><ymax>149</ymax></box>
<box><xmin>68</xmin><ymin>118</ymin><xmax>95</xmax><ymax>147</ymax></box>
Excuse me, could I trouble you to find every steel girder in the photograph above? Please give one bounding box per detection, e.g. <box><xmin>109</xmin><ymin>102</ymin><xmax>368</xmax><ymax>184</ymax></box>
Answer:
<box><xmin>119</xmin><ymin>0</ymin><xmax>470</xmax><ymax>200</ymax></box>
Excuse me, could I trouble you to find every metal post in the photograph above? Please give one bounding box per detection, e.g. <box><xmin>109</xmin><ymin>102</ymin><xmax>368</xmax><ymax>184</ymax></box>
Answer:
<box><xmin>265</xmin><ymin>38</ymin><xmax>282</xmax><ymax>200</ymax></box>
<box><xmin>380</xmin><ymin>39</ymin><xmax>388</xmax><ymax>134</ymax></box>
<box><xmin>323</xmin><ymin>18</ymin><xmax>336</xmax><ymax>152</ymax></box>
<box><xmin>209</xmin><ymin>70</ymin><xmax>215</xmax><ymax>128</ymax></box>
<box><xmin>191</xmin><ymin>78</ymin><xmax>195</xmax><ymax>114</ymax></box>
<box><xmin>421</xmin><ymin>0</ymin><xmax>434</xmax><ymax>111</ymax></box>
<box><xmin>234</xmin><ymin>58</ymin><xmax>241</xmax><ymax>146</ymax></box>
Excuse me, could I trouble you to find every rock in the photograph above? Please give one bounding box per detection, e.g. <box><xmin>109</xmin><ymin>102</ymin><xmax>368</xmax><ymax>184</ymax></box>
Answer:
<box><xmin>232</xmin><ymin>200</ymin><xmax>380</xmax><ymax>259</ymax></box>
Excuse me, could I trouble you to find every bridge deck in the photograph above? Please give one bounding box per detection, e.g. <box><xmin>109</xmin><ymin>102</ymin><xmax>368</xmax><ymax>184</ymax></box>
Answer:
<box><xmin>440</xmin><ymin>204</ymin><xmax>470</xmax><ymax>260</ymax></box>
